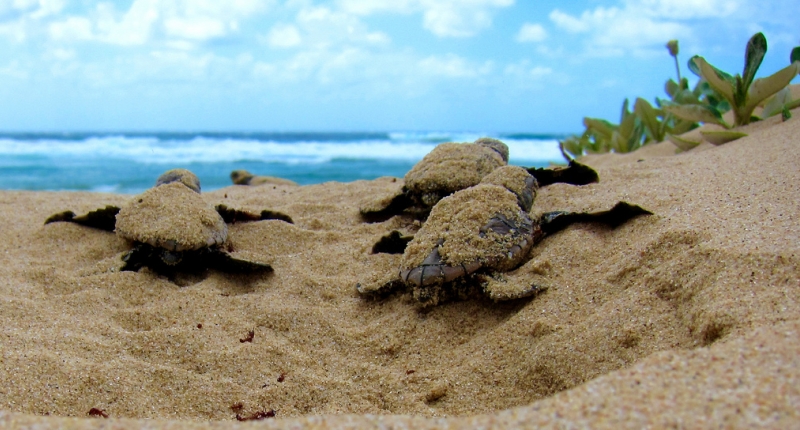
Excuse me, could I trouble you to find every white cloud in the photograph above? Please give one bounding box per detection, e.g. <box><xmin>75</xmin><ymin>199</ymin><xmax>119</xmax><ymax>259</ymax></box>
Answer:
<box><xmin>335</xmin><ymin>0</ymin><xmax>414</xmax><ymax>15</ymax></box>
<box><xmin>94</xmin><ymin>1</ymin><xmax>159</xmax><ymax>46</ymax></box>
<box><xmin>549</xmin><ymin>8</ymin><xmax>592</xmax><ymax>33</ymax></box>
<box><xmin>516</xmin><ymin>23</ymin><xmax>547</xmax><ymax>43</ymax></box>
<box><xmin>549</xmin><ymin>1</ymin><xmax>708</xmax><ymax>56</ymax></box>
<box><xmin>0</xmin><ymin>20</ymin><xmax>26</xmax><ymax>42</ymax></box>
<box><xmin>288</xmin><ymin>6</ymin><xmax>390</xmax><ymax>48</ymax></box>
<box><xmin>337</xmin><ymin>0</ymin><xmax>514</xmax><ymax>38</ymax></box>
<box><xmin>49</xmin><ymin>16</ymin><xmax>92</xmax><ymax>41</ymax></box>
<box><xmin>418</xmin><ymin>54</ymin><xmax>492</xmax><ymax>78</ymax></box>
<box><xmin>631</xmin><ymin>0</ymin><xmax>739</xmax><ymax>19</ymax></box>
<box><xmin>504</xmin><ymin>61</ymin><xmax>552</xmax><ymax>79</ymax></box>
<box><xmin>0</xmin><ymin>0</ymin><xmax>64</xmax><ymax>20</ymax></box>
<box><xmin>163</xmin><ymin>17</ymin><xmax>227</xmax><ymax>41</ymax></box>
<box><xmin>50</xmin><ymin>0</ymin><xmax>272</xmax><ymax>47</ymax></box>
<box><xmin>267</xmin><ymin>23</ymin><xmax>302</xmax><ymax>48</ymax></box>
<box><xmin>529</xmin><ymin>65</ymin><xmax>552</xmax><ymax>77</ymax></box>
<box><xmin>546</xmin><ymin>0</ymin><xmax>745</xmax><ymax>57</ymax></box>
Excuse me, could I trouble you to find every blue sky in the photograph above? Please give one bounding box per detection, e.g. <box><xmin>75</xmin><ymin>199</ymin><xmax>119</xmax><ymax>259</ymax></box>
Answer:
<box><xmin>0</xmin><ymin>0</ymin><xmax>797</xmax><ymax>133</ymax></box>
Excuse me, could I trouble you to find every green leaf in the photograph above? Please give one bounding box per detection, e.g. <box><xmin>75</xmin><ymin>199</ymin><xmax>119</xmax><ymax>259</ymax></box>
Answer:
<box><xmin>688</xmin><ymin>56</ymin><xmax>702</xmax><ymax>77</ymax></box>
<box><xmin>665</xmin><ymin>79</ymin><xmax>680</xmax><ymax>98</ymax></box>
<box><xmin>700</xmin><ymin>130</ymin><xmax>748</xmax><ymax>145</ymax></box>
<box><xmin>785</xmin><ymin>98</ymin><xmax>800</xmax><ymax>110</ymax></box>
<box><xmin>618</xmin><ymin>105</ymin><xmax>637</xmax><ymax>141</ymax></box>
<box><xmin>670</xmin><ymin>118</ymin><xmax>698</xmax><ymax>135</ymax></box>
<box><xmin>619</xmin><ymin>98</ymin><xmax>631</xmax><ymax>123</ymax></box>
<box><xmin>762</xmin><ymin>86</ymin><xmax>792</xmax><ymax>118</ymax></box>
<box><xmin>742</xmin><ymin>33</ymin><xmax>767</xmax><ymax>91</ymax></box>
<box><xmin>694</xmin><ymin>57</ymin><xmax>736</xmax><ymax>105</ymax></box>
<box><xmin>559</xmin><ymin>137</ymin><xmax>584</xmax><ymax>159</ymax></box>
<box><xmin>666</xmin><ymin>133</ymin><xmax>702</xmax><ymax>152</ymax></box>
<box><xmin>746</xmin><ymin>63</ymin><xmax>800</xmax><ymax>115</ymax></box>
<box><xmin>792</xmin><ymin>46</ymin><xmax>800</xmax><ymax>64</ymax></box>
<box><xmin>634</xmin><ymin>98</ymin><xmax>664</xmax><ymax>142</ymax></box>
<box><xmin>663</xmin><ymin>103</ymin><xmax>731</xmax><ymax>128</ymax></box>
<box><xmin>583</xmin><ymin>117</ymin><xmax>616</xmax><ymax>140</ymax></box>
<box><xmin>674</xmin><ymin>88</ymin><xmax>700</xmax><ymax>105</ymax></box>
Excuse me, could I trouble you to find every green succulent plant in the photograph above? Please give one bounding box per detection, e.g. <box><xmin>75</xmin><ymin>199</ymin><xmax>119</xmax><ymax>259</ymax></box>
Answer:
<box><xmin>558</xmin><ymin>35</ymin><xmax>799</xmax><ymax>160</ymax></box>
<box><xmin>664</xmin><ymin>33</ymin><xmax>799</xmax><ymax>128</ymax></box>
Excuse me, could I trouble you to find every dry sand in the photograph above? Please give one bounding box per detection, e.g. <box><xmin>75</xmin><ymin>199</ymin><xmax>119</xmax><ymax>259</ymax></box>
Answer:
<box><xmin>1</xmin><ymin>112</ymin><xmax>799</xmax><ymax>429</ymax></box>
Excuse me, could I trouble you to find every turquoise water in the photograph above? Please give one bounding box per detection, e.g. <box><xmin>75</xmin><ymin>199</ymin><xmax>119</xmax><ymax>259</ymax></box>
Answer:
<box><xmin>0</xmin><ymin>131</ymin><xmax>566</xmax><ymax>194</ymax></box>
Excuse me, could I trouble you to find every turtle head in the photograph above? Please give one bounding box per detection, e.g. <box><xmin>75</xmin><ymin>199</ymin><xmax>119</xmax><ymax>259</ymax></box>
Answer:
<box><xmin>475</xmin><ymin>138</ymin><xmax>509</xmax><ymax>163</ymax></box>
<box><xmin>156</xmin><ymin>169</ymin><xmax>201</xmax><ymax>193</ymax></box>
<box><xmin>230</xmin><ymin>169</ymin><xmax>255</xmax><ymax>185</ymax></box>
<box><xmin>480</xmin><ymin>165</ymin><xmax>537</xmax><ymax>212</ymax></box>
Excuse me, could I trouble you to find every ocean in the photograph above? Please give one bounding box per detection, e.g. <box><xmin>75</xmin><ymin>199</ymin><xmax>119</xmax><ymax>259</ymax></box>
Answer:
<box><xmin>0</xmin><ymin>131</ymin><xmax>566</xmax><ymax>194</ymax></box>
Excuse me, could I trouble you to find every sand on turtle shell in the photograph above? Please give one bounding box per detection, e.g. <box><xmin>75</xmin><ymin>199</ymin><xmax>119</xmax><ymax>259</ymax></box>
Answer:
<box><xmin>404</xmin><ymin>142</ymin><xmax>505</xmax><ymax>194</ymax></box>
<box><xmin>115</xmin><ymin>182</ymin><xmax>227</xmax><ymax>251</ymax></box>
<box><xmin>1</xmin><ymin>107</ymin><xmax>800</xmax><ymax>428</ymax></box>
<box><xmin>401</xmin><ymin>184</ymin><xmax>527</xmax><ymax>268</ymax></box>
<box><xmin>480</xmin><ymin>164</ymin><xmax>535</xmax><ymax>199</ymax></box>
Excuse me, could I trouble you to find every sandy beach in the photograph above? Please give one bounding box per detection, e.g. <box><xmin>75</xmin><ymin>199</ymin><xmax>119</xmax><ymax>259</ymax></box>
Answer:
<box><xmin>1</xmin><ymin>111</ymin><xmax>799</xmax><ymax>429</ymax></box>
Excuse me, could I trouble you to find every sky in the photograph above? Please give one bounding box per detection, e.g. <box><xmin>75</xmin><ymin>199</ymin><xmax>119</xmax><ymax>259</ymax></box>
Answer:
<box><xmin>0</xmin><ymin>0</ymin><xmax>798</xmax><ymax>133</ymax></box>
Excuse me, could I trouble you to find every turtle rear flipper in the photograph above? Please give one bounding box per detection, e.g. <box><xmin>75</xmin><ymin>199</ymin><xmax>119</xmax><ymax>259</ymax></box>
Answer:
<box><xmin>356</xmin><ymin>275</ymin><xmax>405</xmax><ymax>297</ymax></box>
<box><xmin>371</xmin><ymin>230</ymin><xmax>413</xmax><ymax>254</ymax></box>
<box><xmin>482</xmin><ymin>275</ymin><xmax>548</xmax><ymax>301</ymax></box>
<box><xmin>541</xmin><ymin>201</ymin><xmax>652</xmax><ymax>235</ymax></box>
<box><xmin>527</xmin><ymin>160</ymin><xmax>599</xmax><ymax>187</ymax></box>
<box><xmin>44</xmin><ymin>205</ymin><xmax>121</xmax><ymax>232</ymax></box>
<box><xmin>215</xmin><ymin>204</ymin><xmax>293</xmax><ymax>224</ymax></box>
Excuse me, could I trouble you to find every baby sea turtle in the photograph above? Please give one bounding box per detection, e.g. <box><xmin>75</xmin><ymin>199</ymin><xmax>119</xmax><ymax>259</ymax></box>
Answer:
<box><xmin>231</xmin><ymin>169</ymin><xmax>298</xmax><ymax>187</ymax></box>
<box><xmin>45</xmin><ymin>169</ymin><xmax>292</xmax><ymax>274</ymax></box>
<box><xmin>357</xmin><ymin>166</ymin><xmax>650</xmax><ymax>306</ymax></box>
<box><xmin>360</xmin><ymin>138</ymin><xmax>598</xmax><ymax>221</ymax></box>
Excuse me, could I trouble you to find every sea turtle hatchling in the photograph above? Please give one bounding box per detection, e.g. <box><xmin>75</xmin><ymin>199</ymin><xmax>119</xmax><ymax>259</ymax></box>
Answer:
<box><xmin>360</xmin><ymin>138</ymin><xmax>599</xmax><ymax>221</ymax></box>
<box><xmin>231</xmin><ymin>169</ymin><xmax>298</xmax><ymax>187</ymax></box>
<box><xmin>357</xmin><ymin>165</ymin><xmax>651</xmax><ymax>306</ymax></box>
<box><xmin>45</xmin><ymin>169</ymin><xmax>292</xmax><ymax>274</ymax></box>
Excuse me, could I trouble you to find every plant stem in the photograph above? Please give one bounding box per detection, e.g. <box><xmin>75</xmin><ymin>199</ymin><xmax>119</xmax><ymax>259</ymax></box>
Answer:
<box><xmin>673</xmin><ymin>55</ymin><xmax>681</xmax><ymax>83</ymax></box>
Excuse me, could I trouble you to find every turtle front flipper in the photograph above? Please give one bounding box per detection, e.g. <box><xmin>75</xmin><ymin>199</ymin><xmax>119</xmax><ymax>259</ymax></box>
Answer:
<box><xmin>541</xmin><ymin>201</ymin><xmax>652</xmax><ymax>235</ymax></box>
<box><xmin>208</xmin><ymin>249</ymin><xmax>273</xmax><ymax>273</ymax></box>
<box><xmin>120</xmin><ymin>244</ymin><xmax>150</xmax><ymax>272</ymax></box>
<box><xmin>359</xmin><ymin>192</ymin><xmax>414</xmax><ymax>223</ymax></box>
<box><xmin>215</xmin><ymin>204</ymin><xmax>293</xmax><ymax>224</ymax></box>
<box><xmin>527</xmin><ymin>160</ymin><xmax>599</xmax><ymax>187</ymax></box>
<box><xmin>44</xmin><ymin>205</ymin><xmax>121</xmax><ymax>232</ymax></box>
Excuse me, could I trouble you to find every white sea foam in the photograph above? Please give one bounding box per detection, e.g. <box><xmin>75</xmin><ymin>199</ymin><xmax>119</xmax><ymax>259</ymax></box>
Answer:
<box><xmin>0</xmin><ymin>134</ymin><xmax>563</xmax><ymax>165</ymax></box>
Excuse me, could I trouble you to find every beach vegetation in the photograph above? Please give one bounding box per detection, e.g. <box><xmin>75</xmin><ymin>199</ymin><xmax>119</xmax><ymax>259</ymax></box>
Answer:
<box><xmin>665</xmin><ymin>33</ymin><xmax>800</xmax><ymax>128</ymax></box>
<box><xmin>560</xmin><ymin>34</ymin><xmax>800</xmax><ymax>160</ymax></box>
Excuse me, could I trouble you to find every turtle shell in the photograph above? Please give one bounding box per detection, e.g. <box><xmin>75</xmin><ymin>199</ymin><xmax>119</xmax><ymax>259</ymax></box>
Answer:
<box><xmin>400</xmin><ymin>183</ymin><xmax>532</xmax><ymax>272</ymax></box>
<box><xmin>115</xmin><ymin>182</ymin><xmax>227</xmax><ymax>251</ymax></box>
<box><xmin>480</xmin><ymin>165</ymin><xmax>538</xmax><ymax>212</ymax></box>
<box><xmin>404</xmin><ymin>142</ymin><xmax>507</xmax><ymax>203</ymax></box>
